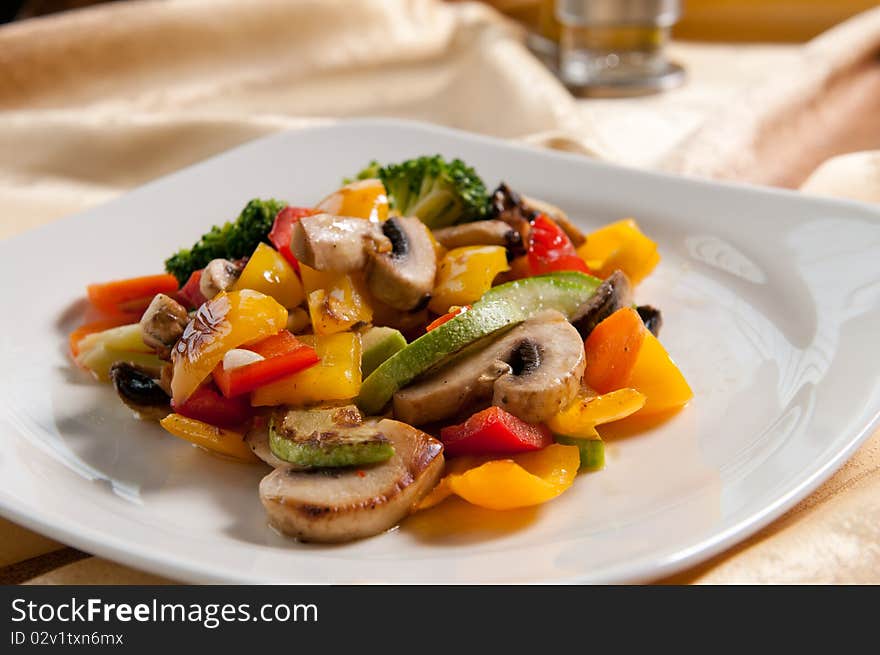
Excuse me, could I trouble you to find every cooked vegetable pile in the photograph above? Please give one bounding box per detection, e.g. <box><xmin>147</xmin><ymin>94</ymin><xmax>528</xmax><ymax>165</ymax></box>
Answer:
<box><xmin>69</xmin><ymin>154</ymin><xmax>692</xmax><ymax>543</ymax></box>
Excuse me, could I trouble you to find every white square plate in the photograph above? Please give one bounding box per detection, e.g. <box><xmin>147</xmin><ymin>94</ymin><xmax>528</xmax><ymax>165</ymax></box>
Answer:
<box><xmin>2</xmin><ymin>120</ymin><xmax>879</xmax><ymax>583</ymax></box>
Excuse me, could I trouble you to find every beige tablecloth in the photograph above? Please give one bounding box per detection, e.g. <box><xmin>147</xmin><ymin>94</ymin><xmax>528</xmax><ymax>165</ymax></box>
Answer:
<box><xmin>1</xmin><ymin>0</ymin><xmax>879</xmax><ymax>584</ymax></box>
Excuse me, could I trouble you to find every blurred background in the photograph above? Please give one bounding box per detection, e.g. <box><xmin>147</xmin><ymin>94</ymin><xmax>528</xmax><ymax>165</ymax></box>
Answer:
<box><xmin>5</xmin><ymin>0</ymin><xmax>879</xmax><ymax>41</ymax></box>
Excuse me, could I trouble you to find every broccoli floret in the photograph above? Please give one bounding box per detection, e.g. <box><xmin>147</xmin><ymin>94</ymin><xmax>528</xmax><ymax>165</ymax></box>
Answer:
<box><xmin>353</xmin><ymin>155</ymin><xmax>489</xmax><ymax>229</ymax></box>
<box><xmin>165</xmin><ymin>198</ymin><xmax>287</xmax><ymax>284</ymax></box>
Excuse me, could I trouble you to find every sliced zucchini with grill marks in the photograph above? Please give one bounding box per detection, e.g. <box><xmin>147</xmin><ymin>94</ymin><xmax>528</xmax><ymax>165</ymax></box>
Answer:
<box><xmin>268</xmin><ymin>406</ymin><xmax>394</xmax><ymax>468</ymax></box>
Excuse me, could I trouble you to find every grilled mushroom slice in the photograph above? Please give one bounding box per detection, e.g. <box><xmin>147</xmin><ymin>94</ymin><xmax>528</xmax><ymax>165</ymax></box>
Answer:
<box><xmin>290</xmin><ymin>213</ymin><xmax>392</xmax><ymax>273</ymax></box>
<box><xmin>259</xmin><ymin>419</ymin><xmax>444</xmax><ymax>542</ymax></box>
<box><xmin>393</xmin><ymin>310</ymin><xmax>585</xmax><ymax>425</ymax></box>
<box><xmin>432</xmin><ymin>220</ymin><xmax>525</xmax><ymax>259</ymax></box>
<box><xmin>200</xmin><ymin>258</ymin><xmax>244</xmax><ymax>300</ymax></box>
<box><xmin>139</xmin><ymin>293</ymin><xmax>189</xmax><ymax>360</ymax></box>
<box><xmin>366</xmin><ymin>216</ymin><xmax>437</xmax><ymax>311</ymax></box>
<box><xmin>109</xmin><ymin>362</ymin><xmax>170</xmax><ymax>420</ymax></box>
<box><xmin>571</xmin><ymin>270</ymin><xmax>633</xmax><ymax>339</ymax></box>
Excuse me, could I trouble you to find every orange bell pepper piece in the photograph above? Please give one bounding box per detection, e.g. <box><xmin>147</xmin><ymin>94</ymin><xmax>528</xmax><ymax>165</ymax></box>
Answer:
<box><xmin>315</xmin><ymin>178</ymin><xmax>389</xmax><ymax>222</ymax></box>
<box><xmin>583</xmin><ymin>307</ymin><xmax>646</xmax><ymax>393</ymax></box>
<box><xmin>576</xmin><ymin>219</ymin><xmax>659</xmax><ymax>284</ymax></box>
<box><xmin>159</xmin><ymin>413</ymin><xmax>259</xmax><ymax>463</ymax></box>
<box><xmin>584</xmin><ymin>307</ymin><xmax>692</xmax><ymax>416</ymax></box>
<box><xmin>87</xmin><ymin>274</ymin><xmax>180</xmax><ymax>315</ymax></box>
<box><xmin>417</xmin><ymin>443</ymin><xmax>580</xmax><ymax>511</ymax></box>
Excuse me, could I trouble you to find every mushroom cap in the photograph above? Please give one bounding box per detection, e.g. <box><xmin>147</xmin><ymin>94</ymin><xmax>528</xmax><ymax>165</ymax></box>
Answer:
<box><xmin>290</xmin><ymin>213</ymin><xmax>391</xmax><ymax>273</ymax></box>
<box><xmin>393</xmin><ymin>310</ymin><xmax>585</xmax><ymax>425</ymax></box>
<box><xmin>259</xmin><ymin>419</ymin><xmax>444</xmax><ymax>542</ymax></box>
<box><xmin>366</xmin><ymin>216</ymin><xmax>437</xmax><ymax>311</ymax></box>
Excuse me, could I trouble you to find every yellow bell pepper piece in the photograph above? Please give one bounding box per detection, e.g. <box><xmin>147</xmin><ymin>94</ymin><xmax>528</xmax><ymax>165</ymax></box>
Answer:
<box><xmin>233</xmin><ymin>242</ymin><xmax>304</xmax><ymax>309</ymax></box>
<box><xmin>428</xmin><ymin>246</ymin><xmax>510</xmax><ymax>315</ymax></box>
<box><xmin>300</xmin><ymin>264</ymin><xmax>373</xmax><ymax>335</ymax></box>
<box><xmin>418</xmin><ymin>443</ymin><xmax>580</xmax><ymax>511</ymax></box>
<box><xmin>628</xmin><ymin>331</ymin><xmax>693</xmax><ymax>416</ymax></box>
<box><xmin>159</xmin><ymin>413</ymin><xmax>259</xmax><ymax>463</ymax></box>
<box><xmin>576</xmin><ymin>218</ymin><xmax>660</xmax><ymax>284</ymax></box>
<box><xmin>315</xmin><ymin>178</ymin><xmax>389</xmax><ymax>223</ymax></box>
<box><xmin>547</xmin><ymin>388</ymin><xmax>646</xmax><ymax>439</ymax></box>
<box><xmin>170</xmin><ymin>290</ymin><xmax>287</xmax><ymax>404</ymax></box>
<box><xmin>251</xmin><ymin>332</ymin><xmax>362</xmax><ymax>407</ymax></box>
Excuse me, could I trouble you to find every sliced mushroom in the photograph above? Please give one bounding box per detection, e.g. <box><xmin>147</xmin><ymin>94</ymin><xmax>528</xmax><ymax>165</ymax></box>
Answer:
<box><xmin>290</xmin><ymin>213</ymin><xmax>391</xmax><ymax>273</ymax></box>
<box><xmin>432</xmin><ymin>220</ymin><xmax>525</xmax><ymax>259</ymax></box>
<box><xmin>366</xmin><ymin>216</ymin><xmax>437</xmax><ymax>311</ymax></box>
<box><xmin>522</xmin><ymin>195</ymin><xmax>586</xmax><ymax>247</ymax></box>
<box><xmin>139</xmin><ymin>293</ymin><xmax>189</xmax><ymax>359</ymax></box>
<box><xmin>571</xmin><ymin>269</ymin><xmax>633</xmax><ymax>339</ymax></box>
<box><xmin>109</xmin><ymin>362</ymin><xmax>171</xmax><ymax>420</ymax></box>
<box><xmin>637</xmin><ymin>305</ymin><xmax>663</xmax><ymax>337</ymax></box>
<box><xmin>199</xmin><ymin>258</ymin><xmax>243</xmax><ymax>299</ymax></box>
<box><xmin>259</xmin><ymin>419</ymin><xmax>444</xmax><ymax>542</ymax></box>
<box><xmin>393</xmin><ymin>310</ymin><xmax>585</xmax><ymax>425</ymax></box>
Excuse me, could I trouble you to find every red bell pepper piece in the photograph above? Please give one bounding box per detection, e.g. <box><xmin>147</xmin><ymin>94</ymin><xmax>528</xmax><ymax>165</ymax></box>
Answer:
<box><xmin>425</xmin><ymin>305</ymin><xmax>471</xmax><ymax>332</ymax></box>
<box><xmin>527</xmin><ymin>214</ymin><xmax>591</xmax><ymax>276</ymax></box>
<box><xmin>171</xmin><ymin>383</ymin><xmax>254</xmax><ymax>429</ymax></box>
<box><xmin>177</xmin><ymin>269</ymin><xmax>207</xmax><ymax>310</ymax></box>
<box><xmin>87</xmin><ymin>274</ymin><xmax>180</xmax><ymax>315</ymax></box>
<box><xmin>212</xmin><ymin>330</ymin><xmax>319</xmax><ymax>398</ymax></box>
<box><xmin>268</xmin><ymin>206</ymin><xmax>320</xmax><ymax>275</ymax></box>
<box><xmin>440</xmin><ymin>407</ymin><xmax>553</xmax><ymax>457</ymax></box>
